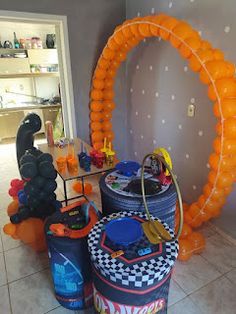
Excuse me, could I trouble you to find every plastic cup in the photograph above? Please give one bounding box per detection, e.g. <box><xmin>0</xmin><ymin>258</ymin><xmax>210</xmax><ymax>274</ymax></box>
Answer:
<box><xmin>67</xmin><ymin>157</ymin><xmax>79</xmax><ymax>173</ymax></box>
<box><xmin>56</xmin><ymin>157</ymin><xmax>67</xmax><ymax>172</ymax></box>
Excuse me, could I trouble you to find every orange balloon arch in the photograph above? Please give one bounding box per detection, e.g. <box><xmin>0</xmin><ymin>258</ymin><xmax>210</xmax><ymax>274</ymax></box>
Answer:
<box><xmin>89</xmin><ymin>14</ymin><xmax>236</xmax><ymax>260</ymax></box>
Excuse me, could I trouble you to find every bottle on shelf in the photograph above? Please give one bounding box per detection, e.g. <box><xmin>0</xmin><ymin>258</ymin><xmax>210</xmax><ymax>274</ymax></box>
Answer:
<box><xmin>13</xmin><ymin>32</ymin><xmax>20</xmax><ymax>49</ymax></box>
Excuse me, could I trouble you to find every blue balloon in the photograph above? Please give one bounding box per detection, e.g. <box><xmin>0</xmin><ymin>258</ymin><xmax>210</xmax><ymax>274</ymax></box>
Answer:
<box><xmin>18</xmin><ymin>190</ymin><xmax>28</xmax><ymax>205</ymax></box>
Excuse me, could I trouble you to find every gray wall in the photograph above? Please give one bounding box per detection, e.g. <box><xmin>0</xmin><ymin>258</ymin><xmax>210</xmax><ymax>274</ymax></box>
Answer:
<box><xmin>0</xmin><ymin>0</ymin><xmax>126</xmax><ymax>158</ymax></box>
<box><xmin>126</xmin><ymin>0</ymin><xmax>236</xmax><ymax>238</ymax></box>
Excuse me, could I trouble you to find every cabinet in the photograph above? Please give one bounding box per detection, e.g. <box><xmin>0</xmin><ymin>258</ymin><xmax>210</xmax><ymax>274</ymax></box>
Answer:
<box><xmin>27</xmin><ymin>49</ymin><xmax>58</xmax><ymax>65</ymax></box>
<box><xmin>0</xmin><ymin>58</ymin><xmax>30</xmax><ymax>74</ymax></box>
<box><xmin>43</xmin><ymin>107</ymin><xmax>60</xmax><ymax>126</ymax></box>
<box><xmin>0</xmin><ymin>111</ymin><xmax>24</xmax><ymax>140</ymax></box>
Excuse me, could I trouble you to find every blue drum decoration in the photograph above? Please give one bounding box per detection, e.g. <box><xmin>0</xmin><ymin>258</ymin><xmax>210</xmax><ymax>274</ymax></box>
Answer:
<box><xmin>88</xmin><ymin>211</ymin><xmax>179</xmax><ymax>314</ymax></box>
<box><xmin>45</xmin><ymin>200</ymin><xmax>100</xmax><ymax>310</ymax></box>
<box><xmin>99</xmin><ymin>168</ymin><xmax>177</xmax><ymax>229</ymax></box>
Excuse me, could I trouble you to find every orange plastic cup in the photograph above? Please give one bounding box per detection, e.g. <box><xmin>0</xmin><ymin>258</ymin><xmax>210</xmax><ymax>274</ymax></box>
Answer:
<box><xmin>56</xmin><ymin>156</ymin><xmax>67</xmax><ymax>172</ymax></box>
<box><xmin>67</xmin><ymin>157</ymin><xmax>79</xmax><ymax>173</ymax></box>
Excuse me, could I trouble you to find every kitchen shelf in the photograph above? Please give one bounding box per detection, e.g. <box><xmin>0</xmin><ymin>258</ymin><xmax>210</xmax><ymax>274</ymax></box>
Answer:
<box><xmin>0</xmin><ymin>72</ymin><xmax>59</xmax><ymax>79</ymax></box>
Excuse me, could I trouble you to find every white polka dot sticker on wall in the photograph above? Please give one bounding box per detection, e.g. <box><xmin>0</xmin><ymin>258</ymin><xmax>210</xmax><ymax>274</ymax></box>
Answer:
<box><xmin>134</xmin><ymin>152</ymin><xmax>137</xmax><ymax>156</ymax></box>
<box><xmin>143</xmin><ymin>38</ymin><xmax>146</xmax><ymax>43</ymax></box>
<box><xmin>198</xmin><ymin>30</ymin><xmax>202</xmax><ymax>36</ymax></box>
<box><xmin>137</xmin><ymin>12</ymin><xmax>141</xmax><ymax>17</ymax></box>
<box><xmin>130</xmin><ymin>88</ymin><xmax>133</xmax><ymax>93</ymax></box>
<box><xmin>155</xmin><ymin>92</ymin><xmax>159</xmax><ymax>98</ymax></box>
<box><xmin>136</xmin><ymin>64</ymin><xmax>140</xmax><ymax>70</ymax></box>
<box><xmin>206</xmin><ymin>163</ymin><xmax>210</xmax><ymax>169</ymax></box>
<box><xmin>158</xmin><ymin>37</ymin><xmax>162</xmax><ymax>42</ymax></box>
<box><xmin>130</xmin><ymin>129</ymin><xmax>133</xmax><ymax>134</ymax></box>
<box><xmin>190</xmin><ymin>98</ymin><xmax>195</xmax><ymax>104</ymax></box>
<box><xmin>184</xmin><ymin>66</ymin><xmax>188</xmax><ymax>72</ymax></box>
<box><xmin>178</xmin><ymin>124</ymin><xmax>182</xmax><ymax>130</ymax></box>
<box><xmin>186</xmin><ymin>154</ymin><xmax>190</xmax><ymax>159</ymax></box>
<box><xmin>151</xmin><ymin>8</ymin><xmax>155</xmax><ymax>14</ymax></box>
<box><xmin>171</xmin><ymin>94</ymin><xmax>175</xmax><ymax>101</ymax></box>
<box><xmin>135</xmin><ymin>111</ymin><xmax>139</xmax><ymax>116</ymax></box>
<box><xmin>162</xmin><ymin>119</ymin><xmax>166</xmax><ymax>124</ymax></box>
<box><xmin>224</xmin><ymin>26</ymin><xmax>231</xmax><ymax>33</ymax></box>
<box><xmin>168</xmin><ymin>146</ymin><xmax>172</xmax><ymax>151</ymax></box>
<box><xmin>165</xmin><ymin>65</ymin><xmax>169</xmax><ymax>71</ymax></box>
<box><xmin>149</xmin><ymin>65</ymin><xmax>153</xmax><ymax>71</ymax></box>
<box><xmin>198</xmin><ymin>130</ymin><xmax>203</xmax><ymax>136</ymax></box>
<box><xmin>140</xmin><ymin>135</ymin><xmax>144</xmax><ymax>139</ymax></box>
<box><xmin>168</xmin><ymin>2</ymin><xmax>173</xmax><ymax>8</ymax></box>
<box><xmin>190</xmin><ymin>0</ymin><xmax>195</xmax><ymax>2</ymax></box>
<box><xmin>147</xmin><ymin>114</ymin><xmax>151</xmax><ymax>119</ymax></box>
<box><xmin>142</xmin><ymin>89</ymin><xmax>145</xmax><ymax>95</ymax></box>
<box><xmin>153</xmin><ymin>139</ymin><xmax>157</xmax><ymax>145</ymax></box>
<box><xmin>192</xmin><ymin>185</ymin><xmax>197</xmax><ymax>190</ymax></box>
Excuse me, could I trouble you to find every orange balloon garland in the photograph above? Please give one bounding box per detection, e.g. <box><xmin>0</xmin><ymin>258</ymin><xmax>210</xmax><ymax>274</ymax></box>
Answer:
<box><xmin>89</xmin><ymin>15</ymin><xmax>236</xmax><ymax>261</ymax></box>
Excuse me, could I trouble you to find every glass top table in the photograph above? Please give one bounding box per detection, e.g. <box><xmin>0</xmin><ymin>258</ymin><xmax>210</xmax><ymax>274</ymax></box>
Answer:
<box><xmin>38</xmin><ymin>138</ymin><xmax>114</xmax><ymax>205</ymax></box>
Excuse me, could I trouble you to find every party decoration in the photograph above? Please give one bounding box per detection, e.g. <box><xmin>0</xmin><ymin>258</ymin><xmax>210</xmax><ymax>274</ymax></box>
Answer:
<box><xmin>88</xmin><ymin>15</ymin><xmax>236</xmax><ymax>261</ymax></box>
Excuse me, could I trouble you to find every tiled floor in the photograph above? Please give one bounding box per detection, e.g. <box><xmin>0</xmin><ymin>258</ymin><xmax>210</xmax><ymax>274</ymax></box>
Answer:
<box><xmin>0</xmin><ymin>140</ymin><xmax>236</xmax><ymax>314</ymax></box>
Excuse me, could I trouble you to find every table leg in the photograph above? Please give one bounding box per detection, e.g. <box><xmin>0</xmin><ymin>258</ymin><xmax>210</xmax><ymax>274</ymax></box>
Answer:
<box><xmin>63</xmin><ymin>180</ymin><xmax>68</xmax><ymax>206</ymax></box>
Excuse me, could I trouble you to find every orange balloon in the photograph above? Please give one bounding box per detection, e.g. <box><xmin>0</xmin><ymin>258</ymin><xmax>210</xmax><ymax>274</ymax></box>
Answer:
<box><xmin>178</xmin><ymin>239</ymin><xmax>193</xmax><ymax>261</ymax></box>
<box><xmin>127</xmin><ymin>36</ymin><xmax>142</xmax><ymax>49</ymax></box>
<box><xmin>188</xmin><ymin>232</ymin><xmax>205</xmax><ymax>254</ymax></box>
<box><xmin>91</xmin><ymin>122</ymin><xmax>102</xmax><ymax>132</ymax></box>
<box><xmin>204</xmin><ymin>199</ymin><xmax>222</xmax><ymax>216</ymax></box>
<box><xmin>184</xmin><ymin>211</ymin><xmax>193</xmax><ymax>225</ymax></box>
<box><xmin>94</xmin><ymin>67</ymin><xmax>107</xmax><ymax>80</ymax></box>
<box><xmin>208</xmin><ymin>78</ymin><xmax>236</xmax><ymax>101</ymax></box>
<box><xmin>208</xmin><ymin>153</ymin><xmax>220</xmax><ymax>170</ymax></box>
<box><xmin>90</xmin><ymin>101</ymin><xmax>103</xmax><ymax>112</ymax></box>
<box><xmin>98</xmin><ymin>57</ymin><xmax>110</xmax><ymax>69</ymax></box>
<box><xmin>149</xmin><ymin>14</ymin><xmax>168</xmax><ymax>36</ymax></box>
<box><xmin>7</xmin><ymin>199</ymin><xmax>19</xmax><ymax>216</ymax></box>
<box><xmin>108</xmin><ymin>37</ymin><xmax>120</xmax><ymax>51</ymax></box>
<box><xmin>90</xmin><ymin>112</ymin><xmax>102</xmax><ymax>122</ymax></box>
<box><xmin>213</xmin><ymin>49</ymin><xmax>224</xmax><ymax>60</ymax></box>
<box><xmin>130</xmin><ymin>17</ymin><xmax>143</xmax><ymax>37</ymax></box>
<box><xmin>103</xmin><ymin>111</ymin><xmax>112</xmax><ymax>120</ymax></box>
<box><xmin>90</xmin><ymin>89</ymin><xmax>103</xmax><ymax>101</ymax></box>
<box><xmin>110</xmin><ymin>59</ymin><xmax>121</xmax><ymax>70</ymax></box>
<box><xmin>180</xmin><ymin>223</ymin><xmax>193</xmax><ymax>239</ymax></box>
<box><xmin>159</xmin><ymin>17</ymin><xmax>179</xmax><ymax>40</ymax></box>
<box><xmin>223</xmin><ymin>118</ymin><xmax>236</xmax><ymax>139</ymax></box>
<box><xmin>170</xmin><ymin>22</ymin><xmax>194</xmax><ymax>48</ymax></box>
<box><xmin>102</xmin><ymin>47</ymin><xmax>115</xmax><ymax>60</ymax></box>
<box><xmin>179</xmin><ymin>36</ymin><xmax>201</xmax><ymax>59</ymax></box>
<box><xmin>103</xmin><ymin>130</ymin><xmax>114</xmax><ymax>141</ymax></box>
<box><xmin>72</xmin><ymin>181</ymin><xmax>82</xmax><ymax>193</ymax></box>
<box><xmin>203</xmin><ymin>183</ymin><xmax>225</xmax><ymax>200</ymax></box>
<box><xmin>103</xmin><ymin>101</ymin><xmax>116</xmax><ymax>111</ymax></box>
<box><xmin>91</xmin><ymin>131</ymin><xmax>104</xmax><ymax>143</ymax></box>
<box><xmin>106</xmin><ymin>68</ymin><xmax>116</xmax><ymax>79</ymax></box>
<box><xmin>208</xmin><ymin>170</ymin><xmax>217</xmax><ymax>186</ymax></box>
<box><xmin>214</xmin><ymin>98</ymin><xmax>236</xmax><ymax>119</ymax></box>
<box><xmin>224</xmin><ymin>185</ymin><xmax>234</xmax><ymax>195</ymax></box>
<box><xmin>3</xmin><ymin>223</ymin><xmax>16</xmax><ymax>236</ymax></box>
<box><xmin>213</xmin><ymin>137</ymin><xmax>236</xmax><ymax>155</ymax></box>
<box><xmin>17</xmin><ymin>218</ymin><xmax>45</xmax><ymax>245</ymax></box>
<box><xmin>93</xmin><ymin>142</ymin><xmax>104</xmax><ymax>150</ymax></box>
<box><xmin>201</xmin><ymin>40</ymin><xmax>212</xmax><ymax>50</ymax></box>
<box><xmin>189</xmin><ymin>49</ymin><xmax>214</xmax><ymax>72</ymax></box>
<box><xmin>116</xmin><ymin>51</ymin><xmax>127</xmax><ymax>63</ymax></box>
<box><xmin>113</xmin><ymin>30</ymin><xmax>125</xmax><ymax>45</ymax></box>
<box><xmin>103</xmin><ymin>89</ymin><xmax>114</xmax><ymax>100</ymax></box>
<box><xmin>216</xmin><ymin>172</ymin><xmax>234</xmax><ymax>188</ymax></box>
<box><xmin>102</xmin><ymin>121</ymin><xmax>112</xmax><ymax>131</ymax></box>
<box><xmin>104</xmin><ymin>79</ymin><xmax>114</xmax><ymax>89</ymax></box>
<box><xmin>197</xmin><ymin>195</ymin><xmax>206</xmax><ymax>208</ymax></box>
<box><xmin>200</xmin><ymin>60</ymin><xmax>235</xmax><ymax>85</ymax></box>
<box><xmin>121</xmin><ymin>21</ymin><xmax>133</xmax><ymax>39</ymax></box>
<box><xmin>138</xmin><ymin>22</ymin><xmax>152</xmax><ymax>37</ymax></box>
<box><xmin>188</xmin><ymin>203</ymin><xmax>203</xmax><ymax>228</ymax></box>
<box><xmin>92</xmin><ymin>79</ymin><xmax>105</xmax><ymax>90</ymax></box>
<box><xmin>84</xmin><ymin>183</ymin><xmax>93</xmax><ymax>195</ymax></box>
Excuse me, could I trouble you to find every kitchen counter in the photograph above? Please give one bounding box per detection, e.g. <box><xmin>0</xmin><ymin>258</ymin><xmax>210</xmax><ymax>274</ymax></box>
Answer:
<box><xmin>0</xmin><ymin>103</ymin><xmax>62</xmax><ymax>113</ymax></box>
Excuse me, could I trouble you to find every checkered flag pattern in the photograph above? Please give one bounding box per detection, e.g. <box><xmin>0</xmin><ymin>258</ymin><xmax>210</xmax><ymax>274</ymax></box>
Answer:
<box><xmin>88</xmin><ymin>211</ymin><xmax>178</xmax><ymax>289</ymax></box>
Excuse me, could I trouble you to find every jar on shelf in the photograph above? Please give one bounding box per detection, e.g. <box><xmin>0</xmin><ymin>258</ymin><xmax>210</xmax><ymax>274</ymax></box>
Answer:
<box><xmin>25</xmin><ymin>39</ymin><xmax>32</xmax><ymax>49</ymax></box>
<box><xmin>19</xmin><ymin>39</ymin><xmax>26</xmax><ymax>49</ymax></box>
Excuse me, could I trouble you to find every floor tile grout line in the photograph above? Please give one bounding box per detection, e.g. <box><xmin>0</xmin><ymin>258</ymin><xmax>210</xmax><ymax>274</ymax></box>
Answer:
<box><xmin>0</xmin><ymin>228</ymin><xmax>13</xmax><ymax>314</ymax></box>
<box><xmin>7</xmin><ymin>265</ymin><xmax>50</xmax><ymax>286</ymax></box>
<box><xmin>199</xmin><ymin>251</ymin><xmax>233</xmax><ymax>275</ymax></box>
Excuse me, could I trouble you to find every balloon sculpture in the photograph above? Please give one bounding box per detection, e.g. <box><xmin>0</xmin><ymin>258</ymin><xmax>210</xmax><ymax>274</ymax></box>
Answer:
<box><xmin>89</xmin><ymin>14</ymin><xmax>236</xmax><ymax>260</ymax></box>
<box><xmin>4</xmin><ymin>113</ymin><xmax>61</xmax><ymax>252</ymax></box>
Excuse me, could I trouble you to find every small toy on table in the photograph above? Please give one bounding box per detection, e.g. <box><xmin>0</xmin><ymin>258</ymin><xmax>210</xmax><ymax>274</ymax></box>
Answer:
<box><xmin>94</xmin><ymin>151</ymin><xmax>104</xmax><ymax>168</ymax></box>
<box><xmin>100</xmin><ymin>137</ymin><xmax>108</xmax><ymax>159</ymax></box>
<box><xmin>67</xmin><ymin>144</ymin><xmax>78</xmax><ymax>173</ymax></box>
<box><xmin>105</xmin><ymin>142</ymin><xmax>115</xmax><ymax>166</ymax></box>
<box><xmin>79</xmin><ymin>143</ymin><xmax>91</xmax><ymax>172</ymax></box>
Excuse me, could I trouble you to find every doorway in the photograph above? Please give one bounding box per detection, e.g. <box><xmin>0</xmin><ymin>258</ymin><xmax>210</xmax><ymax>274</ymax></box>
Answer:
<box><xmin>0</xmin><ymin>10</ymin><xmax>76</xmax><ymax>143</ymax></box>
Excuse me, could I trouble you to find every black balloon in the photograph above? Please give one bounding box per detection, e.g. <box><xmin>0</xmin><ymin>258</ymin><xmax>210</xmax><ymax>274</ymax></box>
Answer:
<box><xmin>37</xmin><ymin>153</ymin><xmax>53</xmax><ymax>163</ymax></box>
<box><xmin>39</xmin><ymin>161</ymin><xmax>57</xmax><ymax>179</ymax></box>
<box><xmin>20</xmin><ymin>162</ymin><xmax>38</xmax><ymax>179</ymax></box>
<box><xmin>20</xmin><ymin>153</ymin><xmax>37</xmax><ymax>165</ymax></box>
<box><xmin>44</xmin><ymin>180</ymin><xmax>57</xmax><ymax>193</ymax></box>
<box><xmin>31</xmin><ymin>176</ymin><xmax>46</xmax><ymax>189</ymax></box>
